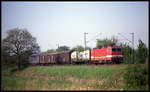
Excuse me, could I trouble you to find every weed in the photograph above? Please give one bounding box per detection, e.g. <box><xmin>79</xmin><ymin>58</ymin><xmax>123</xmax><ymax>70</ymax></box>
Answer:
<box><xmin>123</xmin><ymin>64</ymin><xmax>148</xmax><ymax>90</ymax></box>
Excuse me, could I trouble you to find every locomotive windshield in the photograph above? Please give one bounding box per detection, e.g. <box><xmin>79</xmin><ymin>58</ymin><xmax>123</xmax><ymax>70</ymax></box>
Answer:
<box><xmin>112</xmin><ymin>48</ymin><xmax>116</xmax><ymax>52</ymax></box>
<box><xmin>112</xmin><ymin>48</ymin><xmax>122</xmax><ymax>52</ymax></box>
<box><xmin>117</xmin><ymin>48</ymin><xmax>122</xmax><ymax>52</ymax></box>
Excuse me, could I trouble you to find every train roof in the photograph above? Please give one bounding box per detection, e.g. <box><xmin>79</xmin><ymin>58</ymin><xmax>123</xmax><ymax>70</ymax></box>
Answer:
<box><xmin>30</xmin><ymin>53</ymin><xmax>40</xmax><ymax>57</ymax></box>
<box><xmin>93</xmin><ymin>45</ymin><xmax>122</xmax><ymax>49</ymax></box>
<box><xmin>46</xmin><ymin>50</ymin><xmax>73</xmax><ymax>55</ymax></box>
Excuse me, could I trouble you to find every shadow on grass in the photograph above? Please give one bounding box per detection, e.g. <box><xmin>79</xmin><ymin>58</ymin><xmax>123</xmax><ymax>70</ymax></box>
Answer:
<box><xmin>21</xmin><ymin>64</ymin><xmax>29</xmax><ymax>70</ymax></box>
<box><xmin>10</xmin><ymin>64</ymin><xmax>29</xmax><ymax>73</ymax></box>
<box><xmin>10</xmin><ymin>68</ymin><xmax>18</xmax><ymax>73</ymax></box>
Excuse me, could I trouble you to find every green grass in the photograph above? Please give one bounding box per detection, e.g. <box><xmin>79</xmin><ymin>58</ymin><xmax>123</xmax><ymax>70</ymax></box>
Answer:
<box><xmin>1</xmin><ymin>64</ymin><xmax>148</xmax><ymax>91</ymax></box>
<box><xmin>19</xmin><ymin>65</ymin><xmax>123</xmax><ymax>79</ymax></box>
<box><xmin>2</xmin><ymin>74</ymin><xmax>73</xmax><ymax>90</ymax></box>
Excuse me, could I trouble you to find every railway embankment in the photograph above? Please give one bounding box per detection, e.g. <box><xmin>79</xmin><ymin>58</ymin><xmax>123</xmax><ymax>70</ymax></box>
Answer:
<box><xmin>2</xmin><ymin>64</ymin><xmax>148</xmax><ymax>91</ymax></box>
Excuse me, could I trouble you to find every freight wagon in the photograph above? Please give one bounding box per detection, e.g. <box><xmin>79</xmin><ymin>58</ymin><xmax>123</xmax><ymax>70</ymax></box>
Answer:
<box><xmin>71</xmin><ymin>50</ymin><xmax>91</xmax><ymax>64</ymax></box>
<box><xmin>29</xmin><ymin>51</ymin><xmax>72</xmax><ymax>65</ymax></box>
<box><xmin>29</xmin><ymin>54</ymin><xmax>40</xmax><ymax>65</ymax></box>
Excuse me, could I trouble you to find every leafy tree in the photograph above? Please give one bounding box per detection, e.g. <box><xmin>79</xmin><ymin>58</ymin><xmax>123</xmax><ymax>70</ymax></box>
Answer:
<box><xmin>21</xmin><ymin>50</ymin><xmax>33</xmax><ymax>65</ymax></box>
<box><xmin>2</xmin><ymin>45</ymin><xmax>10</xmax><ymax>67</ymax></box>
<box><xmin>47</xmin><ymin>49</ymin><xmax>56</xmax><ymax>53</ymax></box>
<box><xmin>96</xmin><ymin>36</ymin><xmax>118</xmax><ymax>48</ymax></box>
<box><xmin>123</xmin><ymin>65</ymin><xmax>148</xmax><ymax>89</ymax></box>
<box><xmin>56</xmin><ymin>46</ymin><xmax>70</xmax><ymax>52</ymax></box>
<box><xmin>122</xmin><ymin>43</ymin><xmax>132</xmax><ymax>64</ymax></box>
<box><xmin>2</xmin><ymin>28</ymin><xmax>40</xmax><ymax>70</ymax></box>
<box><xmin>72</xmin><ymin>45</ymin><xmax>84</xmax><ymax>52</ymax></box>
<box><xmin>85</xmin><ymin>46</ymin><xmax>91</xmax><ymax>50</ymax></box>
<box><xmin>135</xmin><ymin>39</ymin><xmax>148</xmax><ymax>64</ymax></box>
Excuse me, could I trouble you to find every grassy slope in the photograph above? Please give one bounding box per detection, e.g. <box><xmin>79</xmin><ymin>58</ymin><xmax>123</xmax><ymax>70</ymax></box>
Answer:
<box><xmin>1</xmin><ymin>64</ymin><xmax>148</xmax><ymax>90</ymax></box>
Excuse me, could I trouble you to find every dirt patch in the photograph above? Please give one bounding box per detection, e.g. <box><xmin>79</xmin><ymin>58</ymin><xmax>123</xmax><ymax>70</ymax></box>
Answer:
<box><xmin>2</xmin><ymin>72</ymin><xmax>9</xmax><ymax>75</ymax></box>
<box><xmin>108</xmin><ymin>87</ymin><xmax>117</xmax><ymax>90</ymax></box>
<box><xmin>70</xmin><ymin>85</ymin><xmax>93</xmax><ymax>90</ymax></box>
<box><xmin>14</xmin><ymin>72</ymin><xmax>103</xmax><ymax>85</ymax></box>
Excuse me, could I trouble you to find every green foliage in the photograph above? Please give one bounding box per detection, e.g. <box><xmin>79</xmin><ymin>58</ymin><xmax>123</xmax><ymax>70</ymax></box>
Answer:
<box><xmin>2</xmin><ymin>45</ymin><xmax>18</xmax><ymax>68</ymax></box>
<box><xmin>56</xmin><ymin>46</ymin><xmax>70</xmax><ymax>52</ymax></box>
<box><xmin>85</xmin><ymin>46</ymin><xmax>91</xmax><ymax>50</ymax></box>
<box><xmin>46</xmin><ymin>49</ymin><xmax>56</xmax><ymax>53</ymax></box>
<box><xmin>123</xmin><ymin>65</ymin><xmax>148</xmax><ymax>89</ymax></box>
<box><xmin>96</xmin><ymin>36</ymin><xmax>118</xmax><ymax>48</ymax></box>
<box><xmin>120</xmin><ymin>39</ymin><xmax>148</xmax><ymax>64</ymax></box>
<box><xmin>72</xmin><ymin>45</ymin><xmax>84</xmax><ymax>52</ymax></box>
<box><xmin>2</xmin><ymin>70</ymin><xmax>73</xmax><ymax>90</ymax></box>
<box><xmin>18</xmin><ymin>65</ymin><xmax>122</xmax><ymax>80</ymax></box>
<box><xmin>1</xmin><ymin>46</ymin><xmax>9</xmax><ymax>66</ymax></box>
<box><xmin>21</xmin><ymin>50</ymin><xmax>33</xmax><ymax>66</ymax></box>
<box><xmin>134</xmin><ymin>39</ymin><xmax>148</xmax><ymax>64</ymax></box>
<box><xmin>122</xmin><ymin>44</ymin><xmax>132</xmax><ymax>64</ymax></box>
<box><xmin>2</xmin><ymin>65</ymin><xmax>120</xmax><ymax>90</ymax></box>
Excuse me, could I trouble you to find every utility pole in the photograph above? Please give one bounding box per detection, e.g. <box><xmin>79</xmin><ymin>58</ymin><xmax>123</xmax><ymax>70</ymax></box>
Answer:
<box><xmin>130</xmin><ymin>33</ymin><xmax>134</xmax><ymax>64</ymax></box>
<box><xmin>56</xmin><ymin>44</ymin><xmax>59</xmax><ymax>49</ymax></box>
<box><xmin>84</xmin><ymin>32</ymin><xmax>88</xmax><ymax>50</ymax></box>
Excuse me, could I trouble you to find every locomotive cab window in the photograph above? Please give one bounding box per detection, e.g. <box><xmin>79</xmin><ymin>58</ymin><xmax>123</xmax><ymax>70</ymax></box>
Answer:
<box><xmin>112</xmin><ymin>48</ymin><xmax>116</xmax><ymax>52</ymax></box>
<box><xmin>117</xmin><ymin>48</ymin><xmax>122</xmax><ymax>52</ymax></box>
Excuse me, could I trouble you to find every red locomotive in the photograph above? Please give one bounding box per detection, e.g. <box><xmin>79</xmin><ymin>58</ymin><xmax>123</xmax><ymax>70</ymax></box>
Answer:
<box><xmin>91</xmin><ymin>46</ymin><xmax>123</xmax><ymax>64</ymax></box>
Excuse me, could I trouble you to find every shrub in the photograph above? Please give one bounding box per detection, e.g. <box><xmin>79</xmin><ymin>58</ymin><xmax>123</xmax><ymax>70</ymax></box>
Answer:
<box><xmin>123</xmin><ymin>64</ymin><xmax>148</xmax><ymax>88</ymax></box>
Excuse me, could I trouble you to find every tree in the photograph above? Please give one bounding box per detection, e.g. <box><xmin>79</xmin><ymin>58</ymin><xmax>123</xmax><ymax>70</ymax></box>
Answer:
<box><xmin>122</xmin><ymin>43</ymin><xmax>132</xmax><ymax>64</ymax></box>
<box><xmin>2</xmin><ymin>43</ymin><xmax>20</xmax><ymax>68</ymax></box>
<box><xmin>21</xmin><ymin>50</ymin><xmax>33</xmax><ymax>65</ymax></box>
<box><xmin>56</xmin><ymin>46</ymin><xmax>70</xmax><ymax>52</ymax></box>
<box><xmin>2</xmin><ymin>28</ymin><xmax>40</xmax><ymax>70</ymax></box>
<box><xmin>135</xmin><ymin>39</ymin><xmax>148</xmax><ymax>64</ymax></box>
<box><xmin>47</xmin><ymin>49</ymin><xmax>56</xmax><ymax>53</ymax></box>
<box><xmin>96</xmin><ymin>36</ymin><xmax>118</xmax><ymax>48</ymax></box>
<box><xmin>2</xmin><ymin>45</ymin><xmax>10</xmax><ymax>67</ymax></box>
<box><xmin>72</xmin><ymin>45</ymin><xmax>84</xmax><ymax>52</ymax></box>
<box><xmin>85</xmin><ymin>46</ymin><xmax>91</xmax><ymax>50</ymax></box>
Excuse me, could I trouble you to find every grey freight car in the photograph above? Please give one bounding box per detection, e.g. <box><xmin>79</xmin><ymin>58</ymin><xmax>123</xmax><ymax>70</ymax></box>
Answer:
<box><xmin>29</xmin><ymin>54</ymin><xmax>40</xmax><ymax>65</ymax></box>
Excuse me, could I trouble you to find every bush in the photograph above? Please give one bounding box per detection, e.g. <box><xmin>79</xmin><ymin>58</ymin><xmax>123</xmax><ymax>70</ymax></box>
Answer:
<box><xmin>123</xmin><ymin>64</ymin><xmax>148</xmax><ymax>88</ymax></box>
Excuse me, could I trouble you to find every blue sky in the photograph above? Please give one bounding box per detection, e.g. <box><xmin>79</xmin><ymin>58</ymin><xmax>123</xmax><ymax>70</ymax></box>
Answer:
<box><xmin>2</xmin><ymin>2</ymin><xmax>149</xmax><ymax>52</ymax></box>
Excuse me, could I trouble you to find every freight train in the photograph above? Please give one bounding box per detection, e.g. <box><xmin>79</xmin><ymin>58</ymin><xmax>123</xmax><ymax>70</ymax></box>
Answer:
<box><xmin>29</xmin><ymin>45</ymin><xmax>123</xmax><ymax>65</ymax></box>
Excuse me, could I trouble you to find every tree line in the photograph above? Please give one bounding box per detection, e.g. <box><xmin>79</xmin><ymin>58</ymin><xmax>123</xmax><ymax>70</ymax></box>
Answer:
<box><xmin>2</xmin><ymin>28</ymin><xmax>149</xmax><ymax>70</ymax></box>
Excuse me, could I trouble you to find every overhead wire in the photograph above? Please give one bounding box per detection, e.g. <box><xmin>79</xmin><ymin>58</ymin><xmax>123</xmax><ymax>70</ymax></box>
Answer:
<box><xmin>86</xmin><ymin>32</ymin><xmax>102</xmax><ymax>43</ymax></box>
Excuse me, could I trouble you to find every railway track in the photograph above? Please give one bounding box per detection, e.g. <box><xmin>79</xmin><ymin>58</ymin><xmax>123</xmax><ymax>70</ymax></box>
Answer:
<box><xmin>29</xmin><ymin>62</ymin><xmax>121</xmax><ymax>67</ymax></box>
